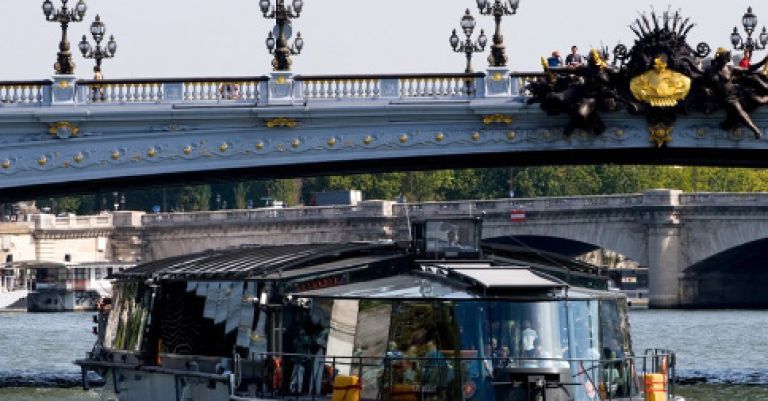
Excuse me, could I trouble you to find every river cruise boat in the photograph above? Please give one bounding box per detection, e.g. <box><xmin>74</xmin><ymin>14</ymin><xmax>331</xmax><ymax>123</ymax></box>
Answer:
<box><xmin>5</xmin><ymin>261</ymin><xmax>133</xmax><ymax>312</ymax></box>
<box><xmin>78</xmin><ymin>217</ymin><xmax>678</xmax><ymax>401</ymax></box>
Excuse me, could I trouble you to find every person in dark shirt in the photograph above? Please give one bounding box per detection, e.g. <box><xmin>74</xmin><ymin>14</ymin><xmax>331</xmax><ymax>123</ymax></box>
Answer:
<box><xmin>565</xmin><ymin>45</ymin><xmax>584</xmax><ymax>67</ymax></box>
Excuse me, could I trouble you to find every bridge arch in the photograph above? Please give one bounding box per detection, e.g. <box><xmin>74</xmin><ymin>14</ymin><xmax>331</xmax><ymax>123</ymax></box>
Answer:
<box><xmin>681</xmin><ymin>238</ymin><xmax>768</xmax><ymax>308</ymax></box>
<box><xmin>481</xmin><ymin>219</ymin><xmax>648</xmax><ymax>266</ymax></box>
<box><xmin>682</xmin><ymin>217</ymin><xmax>768</xmax><ymax>268</ymax></box>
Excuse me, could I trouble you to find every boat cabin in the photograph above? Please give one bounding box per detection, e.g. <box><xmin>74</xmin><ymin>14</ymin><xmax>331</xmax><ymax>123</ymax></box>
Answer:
<box><xmin>78</xmin><ymin>218</ymin><xmax>675</xmax><ymax>401</ymax></box>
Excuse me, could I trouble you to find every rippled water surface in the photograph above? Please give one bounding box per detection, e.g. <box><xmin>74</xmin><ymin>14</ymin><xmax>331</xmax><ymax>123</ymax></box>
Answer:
<box><xmin>1</xmin><ymin>310</ymin><xmax>768</xmax><ymax>400</ymax></box>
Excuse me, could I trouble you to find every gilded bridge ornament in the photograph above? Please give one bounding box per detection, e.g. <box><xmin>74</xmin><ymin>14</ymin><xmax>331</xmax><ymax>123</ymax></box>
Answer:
<box><xmin>630</xmin><ymin>58</ymin><xmax>691</xmax><ymax>107</ymax></box>
<box><xmin>525</xmin><ymin>9</ymin><xmax>768</xmax><ymax>142</ymax></box>
<box><xmin>649</xmin><ymin>123</ymin><xmax>674</xmax><ymax>148</ymax></box>
<box><xmin>482</xmin><ymin>114</ymin><xmax>513</xmax><ymax>125</ymax></box>
<box><xmin>264</xmin><ymin>118</ymin><xmax>299</xmax><ymax>128</ymax></box>
<box><xmin>48</xmin><ymin>121</ymin><xmax>80</xmax><ymax>139</ymax></box>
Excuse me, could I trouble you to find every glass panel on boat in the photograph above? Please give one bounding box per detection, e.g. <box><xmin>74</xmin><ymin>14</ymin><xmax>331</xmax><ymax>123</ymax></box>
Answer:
<box><xmin>353</xmin><ymin>300</ymin><xmax>392</xmax><ymax>399</ymax></box>
<box><xmin>326</xmin><ymin>300</ymin><xmax>359</xmax><ymax>376</ymax></box>
<box><xmin>104</xmin><ymin>282</ymin><xmax>152</xmax><ymax>351</ymax></box>
<box><xmin>424</xmin><ymin>220</ymin><xmax>480</xmax><ymax>256</ymax></box>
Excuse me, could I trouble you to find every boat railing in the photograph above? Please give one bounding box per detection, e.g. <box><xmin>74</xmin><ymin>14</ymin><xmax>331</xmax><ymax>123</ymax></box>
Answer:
<box><xmin>234</xmin><ymin>351</ymin><xmax>675</xmax><ymax>401</ymax></box>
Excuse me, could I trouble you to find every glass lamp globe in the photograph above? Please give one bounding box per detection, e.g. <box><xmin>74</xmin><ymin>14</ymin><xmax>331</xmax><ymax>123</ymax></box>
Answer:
<box><xmin>78</xmin><ymin>35</ymin><xmax>91</xmax><ymax>56</ymax></box>
<box><xmin>461</xmin><ymin>9</ymin><xmax>476</xmax><ymax>35</ymax></box>
<box><xmin>107</xmin><ymin>36</ymin><xmax>117</xmax><ymax>55</ymax></box>
<box><xmin>743</xmin><ymin>7</ymin><xmax>758</xmax><ymax>33</ymax></box>
<box><xmin>259</xmin><ymin>0</ymin><xmax>271</xmax><ymax>14</ymax></box>
<box><xmin>293</xmin><ymin>0</ymin><xmax>304</xmax><ymax>13</ymax></box>
<box><xmin>478</xmin><ymin>30</ymin><xmax>488</xmax><ymax>49</ymax></box>
<box><xmin>450</xmin><ymin>30</ymin><xmax>460</xmax><ymax>49</ymax></box>
<box><xmin>731</xmin><ymin>27</ymin><xmax>742</xmax><ymax>48</ymax></box>
<box><xmin>75</xmin><ymin>0</ymin><xmax>87</xmax><ymax>17</ymax></box>
<box><xmin>42</xmin><ymin>0</ymin><xmax>54</xmax><ymax>17</ymax></box>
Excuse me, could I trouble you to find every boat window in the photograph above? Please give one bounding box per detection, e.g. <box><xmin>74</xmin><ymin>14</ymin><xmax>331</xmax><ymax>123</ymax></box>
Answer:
<box><xmin>488</xmin><ymin>301</ymin><xmax>569</xmax><ymax>366</ymax></box>
<box><xmin>597</xmin><ymin>299</ymin><xmax>635</xmax><ymax>398</ymax></box>
<box><xmin>424</xmin><ymin>221</ymin><xmax>479</xmax><ymax>255</ymax></box>
<box><xmin>104</xmin><ymin>282</ymin><xmax>153</xmax><ymax>352</ymax></box>
<box><xmin>387</xmin><ymin>301</ymin><xmax>462</xmax><ymax>401</ymax></box>
<box><xmin>353</xmin><ymin>300</ymin><xmax>392</xmax><ymax>399</ymax></box>
<box><xmin>568</xmin><ymin>300</ymin><xmax>600</xmax><ymax>361</ymax></box>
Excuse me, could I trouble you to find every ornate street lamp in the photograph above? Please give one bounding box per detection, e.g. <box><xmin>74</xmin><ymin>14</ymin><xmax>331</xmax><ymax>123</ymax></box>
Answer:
<box><xmin>260</xmin><ymin>0</ymin><xmax>304</xmax><ymax>71</ymax></box>
<box><xmin>450</xmin><ymin>9</ymin><xmax>487</xmax><ymax>74</ymax></box>
<box><xmin>42</xmin><ymin>0</ymin><xmax>88</xmax><ymax>75</ymax></box>
<box><xmin>731</xmin><ymin>6</ymin><xmax>768</xmax><ymax>51</ymax></box>
<box><xmin>476</xmin><ymin>0</ymin><xmax>519</xmax><ymax>67</ymax></box>
<box><xmin>78</xmin><ymin>15</ymin><xmax>117</xmax><ymax>76</ymax></box>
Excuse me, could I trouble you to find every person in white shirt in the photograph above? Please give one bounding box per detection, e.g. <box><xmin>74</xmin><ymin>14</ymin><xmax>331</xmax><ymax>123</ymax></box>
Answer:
<box><xmin>521</xmin><ymin>320</ymin><xmax>538</xmax><ymax>357</ymax></box>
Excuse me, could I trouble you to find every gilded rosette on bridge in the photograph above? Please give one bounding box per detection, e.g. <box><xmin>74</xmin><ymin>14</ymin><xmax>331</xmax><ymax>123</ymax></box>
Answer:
<box><xmin>264</xmin><ymin>118</ymin><xmax>299</xmax><ymax>128</ymax></box>
<box><xmin>630</xmin><ymin>58</ymin><xmax>691</xmax><ymax>107</ymax></box>
<box><xmin>649</xmin><ymin>122</ymin><xmax>674</xmax><ymax>148</ymax></box>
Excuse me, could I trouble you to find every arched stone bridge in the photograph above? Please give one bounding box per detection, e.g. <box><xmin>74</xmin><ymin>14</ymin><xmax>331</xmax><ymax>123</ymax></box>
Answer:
<box><xmin>114</xmin><ymin>189</ymin><xmax>768</xmax><ymax>308</ymax></box>
<box><xmin>5</xmin><ymin>71</ymin><xmax>768</xmax><ymax>199</ymax></box>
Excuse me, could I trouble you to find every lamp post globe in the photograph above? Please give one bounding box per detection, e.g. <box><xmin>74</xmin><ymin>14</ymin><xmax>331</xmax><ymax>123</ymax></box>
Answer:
<box><xmin>90</xmin><ymin>15</ymin><xmax>105</xmax><ymax>41</ymax></box>
<box><xmin>450</xmin><ymin>29</ymin><xmax>460</xmax><ymax>50</ymax></box>
<box><xmin>259</xmin><ymin>0</ymin><xmax>271</xmax><ymax>14</ymax></box>
<box><xmin>461</xmin><ymin>9</ymin><xmax>476</xmax><ymax>36</ymax></box>
<box><xmin>78</xmin><ymin>35</ymin><xmax>91</xmax><ymax>56</ymax></box>
<box><xmin>743</xmin><ymin>6</ymin><xmax>758</xmax><ymax>35</ymax></box>
<box><xmin>294</xmin><ymin>32</ymin><xmax>304</xmax><ymax>52</ymax></box>
<box><xmin>292</xmin><ymin>0</ymin><xmax>303</xmax><ymax>13</ymax></box>
<box><xmin>107</xmin><ymin>35</ymin><xmax>117</xmax><ymax>56</ymax></box>
<box><xmin>732</xmin><ymin>27</ymin><xmax>742</xmax><ymax>48</ymax></box>
<box><xmin>42</xmin><ymin>0</ymin><xmax>54</xmax><ymax>17</ymax></box>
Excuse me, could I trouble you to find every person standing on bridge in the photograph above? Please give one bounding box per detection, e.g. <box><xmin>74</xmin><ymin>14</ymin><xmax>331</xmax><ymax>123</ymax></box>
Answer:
<box><xmin>547</xmin><ymin>51</ymin><xmax>563</xmax><ymax>68</ymax></box>
<box><xmin>739</xmin><ymin>48</ymin><xmax>752</xmax><ymax>69</ymax></box>
<box><xmin>566</xmin><ymin>46</ymin><xmax>584</xmax><ymax>67</ymax></box>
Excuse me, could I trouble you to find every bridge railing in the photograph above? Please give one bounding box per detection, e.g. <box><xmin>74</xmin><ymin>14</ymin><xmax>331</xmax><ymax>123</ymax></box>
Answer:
<box><xmin>141</xmin><ymin>201</ymin><xmax>395</xmax><ymax>226</ymax></box>
<box><xmin>509</xmin><ymin>71</ymin><xmax>547</xmax><ymax>97</ymax></box>
<box><xmin>679</xmin><ymin>192</ymin><xmax>768</xmax><ymax>206</ymax></box>
<box><xmin>0</xmin><ymin>80</ymin><xmax>51</xmax><ymax>106</ymax></box>
<box><xmin>294</xmin><ymin>72</ymin><xmax>485</xmax><ymax>100</ymax></box>
<box><xmin>0</xmin><ymin>72</ymin><xmax>558</xmax><ymax>107</ymax></box>
<box><xmin>75</xmin><ymin>76</ymin><xmax>269</xmax><ymax>104</ymax></box>
<box><xmin>396</xmin><ymin>194</ymin><xmax>645</xmax><ymax>216</ymax></box>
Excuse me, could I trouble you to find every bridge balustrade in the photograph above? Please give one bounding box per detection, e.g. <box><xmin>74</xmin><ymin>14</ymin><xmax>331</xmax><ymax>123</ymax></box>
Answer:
<box><xmin>295</xmin><ymin>72</ymin><xmax>485</xmax><ymax>100</ymax></box>
<box><xmin>76</xmin><ymin>76</ymin><xmax>269</xmax><ymax>104</ymax></box>
<box><xmin>679</xmin><ymin>192</ymin><xmax>768</xmax><ymax>206</ymax></box>
<box><xmin>0</xmin><ymin>72</ymin><xmax>546</xmax><ymax>107</ymax></box>
<box><xmin>0</xmin><ymin>81</ymin><xmax>49</xmax><ymax>105</ymax></box>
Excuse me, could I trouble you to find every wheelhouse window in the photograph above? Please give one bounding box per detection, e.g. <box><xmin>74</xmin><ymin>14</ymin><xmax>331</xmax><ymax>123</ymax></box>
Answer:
<box><xmin>424</xmin><ymin>220</ymin><xmax>479</xmax><ymax>255</ymax></box>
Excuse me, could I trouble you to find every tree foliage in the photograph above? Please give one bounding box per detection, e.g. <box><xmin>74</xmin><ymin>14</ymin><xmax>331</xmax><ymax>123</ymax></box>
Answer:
<box><xmin>32</xmin><ymin>166</ymin><xmax>768</xmax><ymax>214</ymax></box>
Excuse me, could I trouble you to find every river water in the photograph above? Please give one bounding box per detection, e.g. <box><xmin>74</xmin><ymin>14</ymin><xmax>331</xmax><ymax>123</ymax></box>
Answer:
<box><xmin>1</xmin><ymin>310</ymin><xmax>767</xmax><ymax>400</ymax></box>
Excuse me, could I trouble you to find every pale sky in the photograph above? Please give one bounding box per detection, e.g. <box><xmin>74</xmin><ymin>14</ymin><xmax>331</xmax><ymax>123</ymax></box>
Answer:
<box><xmin>0</xmin><ymin>0</ymin><xmax>763</xmax><ymax>80</ymax></box>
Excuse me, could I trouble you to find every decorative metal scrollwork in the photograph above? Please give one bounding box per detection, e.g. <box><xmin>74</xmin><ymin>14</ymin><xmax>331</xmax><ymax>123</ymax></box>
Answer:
<box><xmin>694</xmin><ymin>42</ymin><xmax>711</xmax><ymax>58</ymax></box>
